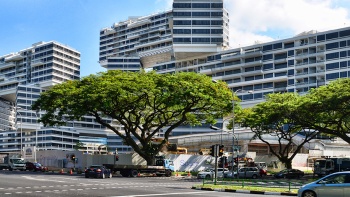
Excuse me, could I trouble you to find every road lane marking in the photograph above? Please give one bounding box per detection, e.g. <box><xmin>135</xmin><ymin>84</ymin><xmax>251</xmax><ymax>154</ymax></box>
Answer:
<box><xmin>109</xmin><ymin>191</ymin><xmax>210</xmax><ymax>197</ymax></box>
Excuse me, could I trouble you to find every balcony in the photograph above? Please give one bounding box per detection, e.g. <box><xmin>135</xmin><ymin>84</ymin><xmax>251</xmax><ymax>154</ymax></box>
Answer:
<box><xmin>243</xmin><ymin>60</ymin><xmax>262</xmax><ymax>67</ymax></box>
<box><xmin>274</xmin><ymin>58</ymin><xmax>286</xmax><ymax>63</ymax></box>
<box><xmin>127</xmin><ymin>19</ymin><xmax>151</xmax><ymax>28</ymax></box>
<box><xmin>5</xmin><ymin>53</ymin><xmax>24</xmax><ymax>62</ymax></box>
<box><xmin>221</xmin><ymin>52</ymin><xmax>242</xmax><ymax>62</ymax></box>
<box><xmin>0</xmin><ymin>62</ymin><xmax>16</xmax><ymax>69</ymax></box>
<box><xmin>31</xmin><ymin>59</ymin><xmax>45</xmax><ymax>67</ymax></box>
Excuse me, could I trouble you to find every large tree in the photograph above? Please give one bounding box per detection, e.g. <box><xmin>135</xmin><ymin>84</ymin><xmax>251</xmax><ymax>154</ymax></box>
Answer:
<box><xmin>242</xmin><ymin>93</ymin><xmax>318</xmax><ymax>169</ymax></box>
<box><xmin>32</xmin><ymin>70</ymin><xmax>233</xmax><ymax>165</ymax></box>
<box><xmin>296</xmin><ymin>78</ymin><xmax>350</xmax><ymax>143</ymax></box>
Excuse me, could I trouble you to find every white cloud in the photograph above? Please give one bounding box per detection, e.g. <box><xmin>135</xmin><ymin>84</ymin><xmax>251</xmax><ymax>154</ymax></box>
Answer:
<box><xmin>224</xmin><ymin>0</ymin><xmax>350</xmax><ymax>48</ymax></box>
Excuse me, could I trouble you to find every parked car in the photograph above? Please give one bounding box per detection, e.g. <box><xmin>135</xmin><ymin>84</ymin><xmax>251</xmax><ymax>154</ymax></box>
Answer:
<box><xmin>298</xmin><ymin>171</ymin><xmax>350</xmax><ymax>197</ymax></box>
<box><xmin>223</xmin><ymin>171</ymin><xmax>237</xmax><ymax>178</ymax></box>
<box><xmin>25</xmin><ymin>162</ymin><xmax>48</xmax><ymax>172</ymax></box>
<box><xmin>237</xmin><ymin>167</ymin><xmax>261</xmax><ymax>179</ymax></box>
<box><xmin>85</xmin><ymin>165</ymin><xmax>112</xmax><ymax>179</ymax></box>
<box><xmin>197</xmin><ymin>168</ymin><xmax>229</xmax><ymax>179</ymax></box>
<box><xmin>274</xmin><ymin>169</ymin><xmax>304</xmax><ymax>179</ymax></box>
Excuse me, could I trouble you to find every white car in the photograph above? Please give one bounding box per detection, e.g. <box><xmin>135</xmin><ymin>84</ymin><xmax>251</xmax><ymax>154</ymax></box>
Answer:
<box><xmin>197</xmin><ymin>168</ymin><xmax>229</xmax><ymax>179</ymax></box>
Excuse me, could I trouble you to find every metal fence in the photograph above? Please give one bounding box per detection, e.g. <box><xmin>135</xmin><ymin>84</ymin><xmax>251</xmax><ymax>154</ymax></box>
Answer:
<box><xmin>201</xmin><ymin>178</ymin><xmax>307</xmax><ymax>192</ymax></box>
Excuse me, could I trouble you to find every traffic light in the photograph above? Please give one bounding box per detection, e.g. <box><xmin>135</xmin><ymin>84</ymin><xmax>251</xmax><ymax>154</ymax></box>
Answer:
<box><xmin>210</xmin><ymin>145</ymin><xmax>215</xmax><ymax>157</ymax></box>
<box><xmin>71</xmin><ymin>154</ymin><xmax>75</xmax><ymax>161</ymax></box>
<box><xmin>219</xmin><ymin>145</ymin><xmax>224</xmax><ymax>156</ymax></box>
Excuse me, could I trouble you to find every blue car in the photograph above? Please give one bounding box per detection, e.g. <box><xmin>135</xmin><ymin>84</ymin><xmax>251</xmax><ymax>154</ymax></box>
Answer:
<box><xmin>85</xmin><ymin>165</ymin><xmax>112</xmax><ymax>179</ymax></box>
<box><xmin>298</xmin><ymin>171</ymin><xmax>350</xmax><ymax>197</ymax></box>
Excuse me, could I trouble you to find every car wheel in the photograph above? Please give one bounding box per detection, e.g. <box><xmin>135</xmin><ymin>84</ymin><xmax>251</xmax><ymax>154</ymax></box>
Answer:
<box><xmin>85</xmin><ymin>175</ymin><xmax>89</xmax><ymax>178</ymax></box>
<box><xmin>205</xmin><ymin>174</ymin><xmax>211</xmax><ymax>179</ymax></box>
<box><xmin>252</xmin><ymin>174</ymin><xmax>257</xmax><ymax>179</ymax></box>
<box><xmin>131</xmin><ymin>170</ymin><xmax>138</xmax><ymax>177</ymax></box>
<box><xmin>302</xmin><ymin>190</ymin><xmax>317</xmax><ymax>197</ymax></box>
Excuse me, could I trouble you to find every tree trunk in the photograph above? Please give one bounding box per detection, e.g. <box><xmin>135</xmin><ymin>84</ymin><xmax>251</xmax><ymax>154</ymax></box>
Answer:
<box><xmin>280</xmin><ymin>157</ymin><xmax>292</xmax><ymax>169</ymax></box>
<box><xmin>145</xmin><ymin>155</ymin><xmax>155</xmax><ymax>166</ymax></box>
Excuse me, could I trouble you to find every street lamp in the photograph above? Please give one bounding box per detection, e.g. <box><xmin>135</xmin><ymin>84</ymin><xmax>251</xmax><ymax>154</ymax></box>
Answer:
<box><xmin>16</xmin><ymin>107</ymin><xmax>40</xmax><ymax>161</ymax></box>
<box><xmin>231</xmin><ymin>89</ymin><xmax>253</xmax><ymax>177</ymax></box>
<box><xmin>34</xmin><ymin>111</ymin><xmax>39</xmax><ymax>162</ymax></box>
<box><xmin>212</xmin><ymin>79</ymin><xmax>253</xmax><ymax>177</ymax></box>
<box><xmin>209</xmin><ymin>125</ymin><xmax>225</xmax><ymax>175</ymax></box>
<box><xmin>16</xmin><ymin>110</ymin><xmax>23</xmax><ymax>156</ymax></box>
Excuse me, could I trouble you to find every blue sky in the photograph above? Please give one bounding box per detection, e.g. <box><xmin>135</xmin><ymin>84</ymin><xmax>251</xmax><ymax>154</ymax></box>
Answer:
<box><xmin>1</xmin><ymin>0</ymin><xmax>350</xmax><ymax>77</ymax></box>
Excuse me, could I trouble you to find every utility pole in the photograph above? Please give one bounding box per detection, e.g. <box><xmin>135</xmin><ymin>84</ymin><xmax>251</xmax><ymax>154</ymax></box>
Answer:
<box><xmin>214</xmin><ymin>144</ymin><xmax>219</xmax><ymax>185</ymax></box>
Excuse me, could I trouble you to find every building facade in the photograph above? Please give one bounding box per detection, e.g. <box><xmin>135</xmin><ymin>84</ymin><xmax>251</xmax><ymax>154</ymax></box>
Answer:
<box><xmin>99</xmin><ymin>1</ymin><xmax>350</xmax><ymax>139</ymax></box>
<box><xmin>0</xmin><ymin>41</ymin><xmax>122</xmax><ymax>154</ymax></box>
<box><xmin>154</xmin><ymin>27</ymin><xmax>350</xmax><ymax>108</ymax></box>
<box><xmin>99</xmin><ymin>0</ymin><xmax>229</xmax><ymax>71</ymax></box>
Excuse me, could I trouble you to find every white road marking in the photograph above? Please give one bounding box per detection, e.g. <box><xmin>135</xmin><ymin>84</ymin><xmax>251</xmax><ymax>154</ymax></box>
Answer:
<box><xmin>109</xmin><ymin>191</ymin><xmax>210</xmax><ymax>197</ymax></box>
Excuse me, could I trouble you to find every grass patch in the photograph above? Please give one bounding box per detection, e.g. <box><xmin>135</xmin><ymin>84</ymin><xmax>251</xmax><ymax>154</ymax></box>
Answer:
<box><xmin>193</xmin><ymin>184</ymin><xmax>298</xmax><ymax>194</ymax></box>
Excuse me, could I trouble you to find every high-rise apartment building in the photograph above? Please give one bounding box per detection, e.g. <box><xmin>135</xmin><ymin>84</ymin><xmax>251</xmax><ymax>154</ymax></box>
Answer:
<box><xmin>99</xmin><ymin>1</ymin><xmax>350</xmax><ymax>137</ymax></box>
<box><xmin>0</xmin><ymin>41</ymin><xmax>80</xmax><ymax>153</ymax></box>
<box><xmin>99</xmin><ymin>0</ymin><xmax>229</xmax><ymax>71</ymax></box>
<box><xmin>0</xmin><ymin>41</ymin><xmax>125</xmax><ymax>154</ymax></box>
<box><xmin>154</xmin><ymin>28</ymin><xmax>350</xmax><ymax>109</ymax></box>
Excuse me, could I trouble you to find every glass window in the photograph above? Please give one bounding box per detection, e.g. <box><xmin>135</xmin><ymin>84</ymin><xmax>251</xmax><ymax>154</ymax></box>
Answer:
<box><xmin>326</xmin><ymin>32</ymin><xmax>339</xmax><ymax>40</ymax></box>
<box><xmin>264</xmin><ymin>73</ymin><xmax>273</xmax><ymax>78</ymax></box>
<box><xmin>263</xmin><ymin>54</ymin><xmax>273</xmax><ymax>61</ymax></box>
<box><xmin>288</xmin><ymin>60</ymin><xmax>294</xmax><ymax>66</ymax></box>
<box><xmin>192</xmin><ymin>12</ymin><xmax>209</xmax><ymax>17</ymax></box>
<box><xmin>192</xmin><ymin>29</ymin><xmax>210</xmax><ymax>34</ymax></box>
<box><xmin>339</xmin><ymin>29</ymin><xmax>350</xmax><ymax>38</ymax></box>
<box><xmin>317</xmin><ymin>34</ymin><xmax>325</xmax><ymax>42</ymax></box>
<box><xmin>192</xmin><ymin>20</ymin><xmax>210</xmax><ymax>26</ymax></box>
<box><xmin>340</xmin><ymin>51</ymin><xmax>347</xmax><ymax>58</ymax></box>
<box><xmin>285</xmin><ymin>42</ymin><xmax>294</xmax><ymax>49</ymax></box>
<box><xmin>173</xmin><ymin>20</ymin><xmax>191</xmax><ymax>25</ymax></box>
<box><xmin>273</xmin><ymin>43</ymin><xmax>282</xmax><ymax>49</ymax></box>
<box><xmin>173</xmin><ymin>3</ymin><xmax>191</xmax><ymax>8</ymax></box>
<box><xmin>262</xmin><ymin>45</ymin><xmax>272</xmax><ymax>52</ymax></box>
<box><xmin>326</xmin><ymin>72</ymin><xmax>339</xmax><ymax>80</ymax></box>
<box><xmin>326</xmin><ymin>42</ymin><xmax>339</xmax><ymax>50</ymax></box>
<box><xmin>326</xmin><ymin>52</ymin><xmax>339</xmax><ymax>60</ymax></box>
<box><xmin>192</xmin><ymin>3</ymin><xmax>210</xmax><ymax>8</ymax></box>
<box><xmin>263</xmin><ymin>63</ymin><xmax>273</xmax><ymax>70</ymax></box>
<box><xmin>340</xmin><ymin>61</ymin><xmax>347</xmax><ymax>68</ymax></box>
<box><xmin>340</xmin><ymin>71</ymin><xmax>347</xmax><ymax>78</ymax></box>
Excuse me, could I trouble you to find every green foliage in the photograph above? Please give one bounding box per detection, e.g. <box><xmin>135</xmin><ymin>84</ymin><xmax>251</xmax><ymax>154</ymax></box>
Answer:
<box><xmin>298</xmin><ymin>78</ymin><xmax>350</xmax><ymax>143</ymax></box>
<box><xmin>32</xmin><ymin>70</ymin><xmax>233</xmax><ymax>164</ymax></box>
<box><xmin>74</xmin><ymin>141</ymin><xmax>84</xmax><ymax>151</ymax></box>
<box><xmin>242</xmin><ymin>93</ymin><xmax>318</xmax><ymax>169</ymax></box>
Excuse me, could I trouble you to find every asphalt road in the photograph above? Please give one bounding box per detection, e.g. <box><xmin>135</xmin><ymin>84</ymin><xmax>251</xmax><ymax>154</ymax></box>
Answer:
<box><xmin>0</xmin><ymin>170</ymin><xmax>283</xmax><ymax>197</ymax></box>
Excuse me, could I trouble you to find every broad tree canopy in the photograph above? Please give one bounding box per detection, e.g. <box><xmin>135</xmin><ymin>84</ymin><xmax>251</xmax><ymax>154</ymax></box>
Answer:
<box><xmin>297</xmin><ymin>78</ymin><xmax>350</xmax><ymax>143</ymax></box>
<box><xmin>32</xmin><ymin>70</ymin><xmax>233</xmax><ymax>164</ymax></box>
<box><xmin>242</xmin><ymin>93</ymin><xmax>318</xmax><ymax>169</ymax></box>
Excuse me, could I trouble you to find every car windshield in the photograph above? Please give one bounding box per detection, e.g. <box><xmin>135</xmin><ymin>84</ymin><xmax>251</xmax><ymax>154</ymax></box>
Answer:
<box><xmin>35</xmin><ymin>163</ymin><xmax>42</xmax><ymax>166</ymax></box>
<box><xmin>12</xmin><ymin>159</ymin><xmax>25</xmax><ymax>164</ymax></box>
<box><xmin>280</xmin><ymin>169</ymin><xmax>289</xmax><ymax>173</ymax></box>
<box><xmin>315</xmin><ymin>160</ymin><xmax>326</xmax><ymax>168</ymax></box>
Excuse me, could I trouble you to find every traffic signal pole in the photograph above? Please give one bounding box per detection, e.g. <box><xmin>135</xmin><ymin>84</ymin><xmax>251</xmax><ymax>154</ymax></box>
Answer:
<box><xmin>214</xmin><ymin>144</ymin><xmax>218</xmax><ymax>185</ymax></box>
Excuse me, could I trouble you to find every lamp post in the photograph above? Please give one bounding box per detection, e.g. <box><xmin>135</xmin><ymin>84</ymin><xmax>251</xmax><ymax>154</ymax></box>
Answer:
<box><xmin>212</xmin><ymin>79</ymin><xmax>253</xmax><ymax>177</ymax></box>
<box><xmin>15</xmin><ymin>110</ymin><xmax>23</xmax><ymax>156</ymax></box>
<box><xmin>34</xmin><ymin>112</ymin><xmax>39</xmax><ymax>162</ymax></box>
<box><xmin>232</xmin><ymin>89</ymin><xmax>241</xmax><ymax>177</ymax></box>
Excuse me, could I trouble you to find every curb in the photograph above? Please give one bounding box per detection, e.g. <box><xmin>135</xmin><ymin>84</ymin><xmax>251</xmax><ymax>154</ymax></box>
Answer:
<box><xmin>191</xmin><ymin>187</ymin><xmax>297</xmax><ymax>196</ymax></box>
